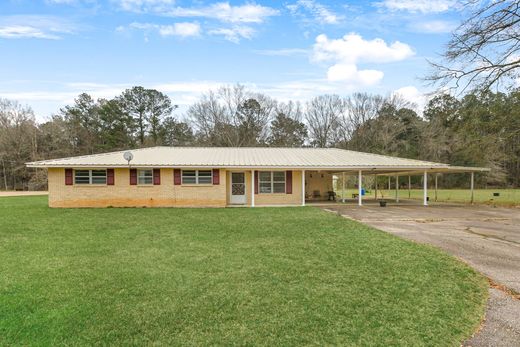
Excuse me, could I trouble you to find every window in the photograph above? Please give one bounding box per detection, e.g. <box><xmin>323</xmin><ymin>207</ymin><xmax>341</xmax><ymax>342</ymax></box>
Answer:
<box><xmin>198</xmin><ymin>170</ymin><xmax>212</xmax><ymax>184</ymax></box>
<box><xmin>138</xmin><ymin>169</ymin><xmax>153</xmax><ymax>185</ymax></box>
<box><xmin>182</xmin><ymin>170</ymin><xmax>213</xmax><ymax>184</ymax></box>
<box><xmin>259</xmin><ymin>171</ymin><xmax>285</xmax><ymax>194</ymax></box>
<box><xmin>74</xmin><ymin>169</ymin><xmax>107</xmax><ymax>185</ymax></box>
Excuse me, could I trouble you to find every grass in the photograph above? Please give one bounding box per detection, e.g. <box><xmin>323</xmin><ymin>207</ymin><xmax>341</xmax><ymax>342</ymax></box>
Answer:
<box><xmin>0</xmin><ymin>196</ymin><xmax>487</xmax><ymax>346</ymax></box>
<box><xmin>337</xmin><ymin>188</ymin><xmax>520</xmax><ymax>206</ymax></box>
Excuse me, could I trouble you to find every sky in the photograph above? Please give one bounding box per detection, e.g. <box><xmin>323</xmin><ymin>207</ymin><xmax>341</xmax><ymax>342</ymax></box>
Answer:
<box><xmin>0</xmin><ymin>0</ymin><xmax>464</xmax><ymax>121</ymax></box>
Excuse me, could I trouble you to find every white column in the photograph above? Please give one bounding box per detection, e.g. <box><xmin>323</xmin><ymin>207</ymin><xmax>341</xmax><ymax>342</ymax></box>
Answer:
<box><xmin>358</xmin><ymin>170</ymin><xmax>363</xmax><ymax>206</ymax></box>
<box><xmin>388</xmin><ymin>176</ymin><xmax>391</xmax><ymax>190</ymax></box>
<box><xmin>470</xmin><ymin>172</ymin><xmax>474</xmax><ymax>204</ymax></box>
<box><xmin>395</xmin><ymin>175</ymin><xmax>399</xmax><ymax>203</ymax></box>
<box><xmin>301</xmin><ymin>170</ymin><xmax>306</xmax><ymax>206</ymax></box>
<box><xmin>251</xmin><ymin>170</ymin><xmax>255</xmax><ymax>207</ymax></box>
<box><xmin>423</xmin><ymin>171</ymin><xmax>428</xmax><ymax>206</ymax></box>
<box><xmin>374</xmin><ymin>175</ymin><xmax>377</xmax><ymax>200</ymax></box>
<box><xmin>435</xmin><ymin>174</ymin><xmax>438</xmax><ymax>202</ymax></box>
<box><xmin>408</xmin><ymin>175</ymin><xmax>411</xmax><ymax>198</ymax></box>
<box><xmin>341</xmin><ymin>172</ymin><xmax>346</xmax><ymax>203</ymax></box>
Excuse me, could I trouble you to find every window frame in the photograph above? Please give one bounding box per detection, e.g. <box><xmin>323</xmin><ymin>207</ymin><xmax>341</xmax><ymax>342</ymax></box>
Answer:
<box><xmin>181</xmin><ymin>169</ymin><xmax>213</xmax><ymax>185</ymax></box>
<box><xmin>258</xmin><ymin>171</ymin><xmax>286</xmax><ymax>194</ymax></box>
<box><xmin>137</xmin><ymin>169</ymin><xmax>154</xmax><ymax>185</ymax></box>
<box><xmin>74</xmin><ymin>169</ymin><xmax>107</xmax><ymax>185</ymax></box>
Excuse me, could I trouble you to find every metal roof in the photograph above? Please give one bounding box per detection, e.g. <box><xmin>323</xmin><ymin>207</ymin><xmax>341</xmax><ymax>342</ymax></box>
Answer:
<box><xmin>25</xmin><ymin>146</ymin><xmax>488</xmax><ymax>172</ymax></box>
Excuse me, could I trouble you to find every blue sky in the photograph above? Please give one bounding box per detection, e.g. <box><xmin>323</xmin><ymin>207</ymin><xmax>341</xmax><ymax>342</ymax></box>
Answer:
<box><xmin>0</xmin><ymin>0</ymin><xmax>463</xmax><ymax>121</ymax></box>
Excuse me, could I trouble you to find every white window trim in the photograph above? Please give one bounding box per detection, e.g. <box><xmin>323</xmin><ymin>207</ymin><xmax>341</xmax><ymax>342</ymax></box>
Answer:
<box><xmin>74</xmin><ymin>169</ymin><xmax>107</xmax><ymax>185</ymax></box>
<box><xmin>137</xmin><ymin>169</ymin><xmax>154</xmax><ymax>185</ymax></box>
<box><xmin>181</xmin><ymin>169</ymin><xmax>213</xmax><ymax>185</ymax></box>
<box><xmin>258</xmin><ymin>171</ymin><xmax>286</xmax><ymax>194</ymax></box>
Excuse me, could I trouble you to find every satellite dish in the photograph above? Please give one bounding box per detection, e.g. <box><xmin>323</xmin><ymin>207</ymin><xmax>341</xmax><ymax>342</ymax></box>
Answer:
<box><xmin>123</xmin><ymin>151</ymin><xmax>134</xmax><ymax>164</ymax></box>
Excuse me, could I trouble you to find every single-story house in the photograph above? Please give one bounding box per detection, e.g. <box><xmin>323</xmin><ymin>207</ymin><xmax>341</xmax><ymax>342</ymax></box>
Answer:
<box><xmin>26</xmin><ymin>146</ymin><xmax>489</xmax><ymax>208</ymax></box>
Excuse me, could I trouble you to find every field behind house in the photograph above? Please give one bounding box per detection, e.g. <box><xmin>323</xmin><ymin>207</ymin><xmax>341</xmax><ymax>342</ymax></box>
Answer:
<box><xmin>336</xmin><ymin>188</ymin><xmax>520</xmax><ymax>206</ymax></box>
<box><xmin>0</xmin><ymin>196</ymin><xmax>487</xmax><ymax>346</ymax></box>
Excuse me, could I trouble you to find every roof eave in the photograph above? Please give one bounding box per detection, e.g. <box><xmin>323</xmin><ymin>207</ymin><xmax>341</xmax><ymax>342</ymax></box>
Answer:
<box><xmin>27</xmin><ymin>163</ymin><xmax>456</xmax><ymax>171</ymax></box>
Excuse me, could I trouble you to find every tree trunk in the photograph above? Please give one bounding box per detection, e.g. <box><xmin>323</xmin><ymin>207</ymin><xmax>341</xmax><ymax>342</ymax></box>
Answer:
<box><xmin>1</xmin><ymin>159</ymin><xmax>8</xmax><ymax>190</ymax></box>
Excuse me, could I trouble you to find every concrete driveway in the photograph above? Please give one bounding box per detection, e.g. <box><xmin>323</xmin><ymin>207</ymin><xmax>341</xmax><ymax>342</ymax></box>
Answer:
<box><xmin>322</xmin><ymin>202</ymin><xmax>520</xmax><ymax>346</ymax></box>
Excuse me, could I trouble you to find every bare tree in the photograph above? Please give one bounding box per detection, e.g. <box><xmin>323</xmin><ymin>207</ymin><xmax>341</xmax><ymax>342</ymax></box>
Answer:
<box><xmin>0</xmin><ymin>99</ymin><xmax>39</xmax><ymax>190</ymax></box>
<box><xmin>428</xmin><ymin>0</ymin><xmax>520</xmax><ymax>92</ymax></box>
<box><xmin>188</xmin><ymin>84</ymin><xmax>275</xmax><ymax>146</ymax></box>
<box><xmin>339</xmin><ymin>93</ymin><xmax>384</xmax><ymax>147</ymax></box>
<box><xmin>305</xmin><ymin>95</ymin><xmax>344</xmax><ymax>147</ymax></box>
<box><xmin>275</xmin><ymin>101</ymin><xmax>304</xmax><ymax>123</ymax></box>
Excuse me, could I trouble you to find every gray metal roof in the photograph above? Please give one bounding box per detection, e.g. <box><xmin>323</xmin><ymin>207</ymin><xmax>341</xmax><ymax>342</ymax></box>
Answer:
<box><xmin>25</xmin><ymin>146</ymin><xmax>488</xmax><ymax>173</ymax></box>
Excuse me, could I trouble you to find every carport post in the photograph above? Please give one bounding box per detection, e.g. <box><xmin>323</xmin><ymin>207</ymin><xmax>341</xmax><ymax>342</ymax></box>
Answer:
<box><xmin>408</xmin><ymin>176</ymin><xmax>411</xmax><ymax>198</ymax></box>
<box><xmin>435</xmin><ymin>174</ymin><xmax>438</xmax><ymax>202</ymax></box>
<box><xmin>395</xmin><ymin>175</ymin><xmax>399</xmax><ymax>203</ymax></box>
<box><xmin>301</xmin><ymin>170</ymin><xmax>306</xmax><ymax>206</ymax></box>
<box><xmin>251</xmin><ymin>170</ymin><xmax>255</xmax><ymax>207</ymax></box>
<box><xmin>470</xmin><ymin>172</ymin><xmax>474</xmax><ymax>204</ymax></box>
<box><xmin>358</xmin><ymin>170</ymin><xmax>363</xmax><ymax>206</ymax></box>
<box><xmin>374</xmin><ymin>174</ymin><xmax>377</xmax><ymax>200</ymax></box>
<box><xmin>423</xmin><ymin>171</ymin><xmax>428</xmax><ymax>206</ymax></box>
<box><xmin>341</xmin><ymin>172</ymin><xmax>346</xmax><ymax>203</ymax></box>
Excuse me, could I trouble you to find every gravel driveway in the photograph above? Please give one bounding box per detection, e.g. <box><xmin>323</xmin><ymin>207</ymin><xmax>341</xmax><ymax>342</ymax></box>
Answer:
<box><xmin>322</xmin><ymin>203</ymin><xmax>520</xmax><ymax>347</ymax></box>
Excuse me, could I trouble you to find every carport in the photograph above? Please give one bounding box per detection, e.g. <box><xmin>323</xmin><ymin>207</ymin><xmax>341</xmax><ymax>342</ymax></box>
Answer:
<box><xmin>305</xmin><ymin>165</ymin><xmax>489</xmax><ymax>206</ymax></box>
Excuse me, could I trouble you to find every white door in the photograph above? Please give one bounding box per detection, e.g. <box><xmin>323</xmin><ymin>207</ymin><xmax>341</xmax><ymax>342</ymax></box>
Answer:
<box><xmin>230</xmin><ymin>172</ymin><xmax>247</xmax><ymax>204</ymax></box>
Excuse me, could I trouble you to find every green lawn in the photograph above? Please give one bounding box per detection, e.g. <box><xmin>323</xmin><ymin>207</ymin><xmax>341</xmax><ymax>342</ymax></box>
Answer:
<box><xmin>0</xmin><ymin>196</ymin><xmax>487</xmax><ymax>346</ymax></box>
<box><xmin>337</xmin><ymin>188</ymin><xmax>520</xmax><ymax>206</ymax></box>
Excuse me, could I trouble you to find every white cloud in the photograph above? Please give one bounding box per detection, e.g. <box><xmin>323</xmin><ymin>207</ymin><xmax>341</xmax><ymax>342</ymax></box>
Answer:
<box><xmin>126</xmin><ymin>21</ymin><xmax>201</xmax><ymax>38</ymax></box>
<box><xmin>0</xmin><ymin>81</ymin><xmax>228</xmax><ymax>120</ymax></box>
<box><xmin>116</xmin><ymin>2</ymin><xmax>277</xmax><ymax>43</ymax></box>
<box><xmin>3</xmin><ymin>79</ymin><xmax>433</xmax><ymax>120</ymax></box>
<box><xmin>166</xmin><ymin>2</ymin><xmax>279</xmax><ymax>23</ymax></box>
<box><xmin>327</xmin><ymin>64</ymin><xmax>384</xmax><ymax>85</ymax></box>
<box><xmin>392</xmin><ymin>86</ymin><xmax>428</xmax><ymax>112</ymax></box>
<box><xmin>0</xmin><ymin>15</ymin><xmax>76</xmax><ymax>40</ymax></box>
<box><xmin>287</xmin><ymin>0</ymin><xmax>342</xmax><ymax>24</ymax></box>
<box><xmin>412</xmin><ymin>20</ymin><xmax>457</xmax><ymax>33</ymax></box>
<box><xmin>116</xmin><ymin>0</ymin><xmax>175</xmax><ymax>12</ymax></box>
<box><xmin>46</xmin><ymin>0</ymin><xmax>77</xmax><ymax>4</ymax></box>
<box><xmin>0</xmin><ymin>25</ymin><xmax>60</xmax><ymax>39</ymax></box>
<box><xmin>209</xmin><ymin>26</ymin><xmax>254</xmax><ymax>43</ymax></box>
<box><xmin>375</xmin><ymin>0</ymin><xmax>457</xmax><ymax>14</ymax></box>
<box><xmin>253</xmin><ymin>48</ymin><xmax>308</xmax><ymax>56</ymax></box>
<box><xmin>313</xmin><ymin>33</ymin><xmax>414</xmax><ymax>64</ymax></box>
<box><xmin>311</xmin><ymin>33</ymin><xmax>414</xmax><ymax>85</ymax></box>
<box><xmin>159</xmin><ymin>22</ymin><xmax>201</xmax><ymax>37</ymax></box>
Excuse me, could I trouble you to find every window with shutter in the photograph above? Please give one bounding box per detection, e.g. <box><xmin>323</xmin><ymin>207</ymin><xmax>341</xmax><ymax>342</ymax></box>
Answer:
<box><xmin>137</xmin><ymin>169</ymin><xmax>153</xmax><ymax>185</ymax></box>
<box><xmin>212</xmin><ymin>169</ymin><xmax>220</xmax><ymax>185</ymax></box>
<box><xmin>65</xmin><ymin>169</ymin><xmax>73</xmax><ymax>185</ymax></box>
<box><xmin>286</xmin><ymin>171</ymin><xmax>292</xmax><ymax>194</ymax></box>
<box><xmin>107</xmin><ymin>169</ymin><xmax>115</xmax><ymax>185</ymax></box>
<box><xmin>130</xmin><ymin>169</ymin><xmax>137</xmax><ymax>185</ymax></box>
<box><xmin>153</xmin><ymin>169</ymin><xmax>161</xmax><ymax>185</ymax></box>
<box><xmin>74</xmin><ymin>169</ymin><xmax>107</xmax><ymax>185</ymax></box>
<box><xmin>257</xmin><ymin>171</ymin><xmax>286</xmax><ymax>194</ymax></box>
<box><xmin>174</xmin><ymin>169</ymin><xmax>181</xmax><ymax>185</ymax></box>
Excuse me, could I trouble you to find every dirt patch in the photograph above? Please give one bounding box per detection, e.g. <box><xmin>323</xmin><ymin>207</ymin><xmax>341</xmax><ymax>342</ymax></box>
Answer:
<box><xmin>489</xmin><ymin>279</ymin><xmax>520</xmax><ymax>301</ymax></box>
<box><xmin>0</xmin><ymin>191</ymin><xmax>48</xmax><ymax>197</ymax></box>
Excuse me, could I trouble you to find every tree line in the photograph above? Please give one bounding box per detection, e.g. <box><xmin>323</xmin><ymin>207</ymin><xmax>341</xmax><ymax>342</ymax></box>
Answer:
<box><xmin>1</xmin><ymin>84</ymin><xmax>519</xmax><ymax>190</ymax></box>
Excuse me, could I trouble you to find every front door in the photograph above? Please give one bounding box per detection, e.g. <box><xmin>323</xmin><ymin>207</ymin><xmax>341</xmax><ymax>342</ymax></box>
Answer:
<box><xmin>230</xmin><ymin>172</ymin><xmax>246</xmax><ymax>204</ymax></box>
